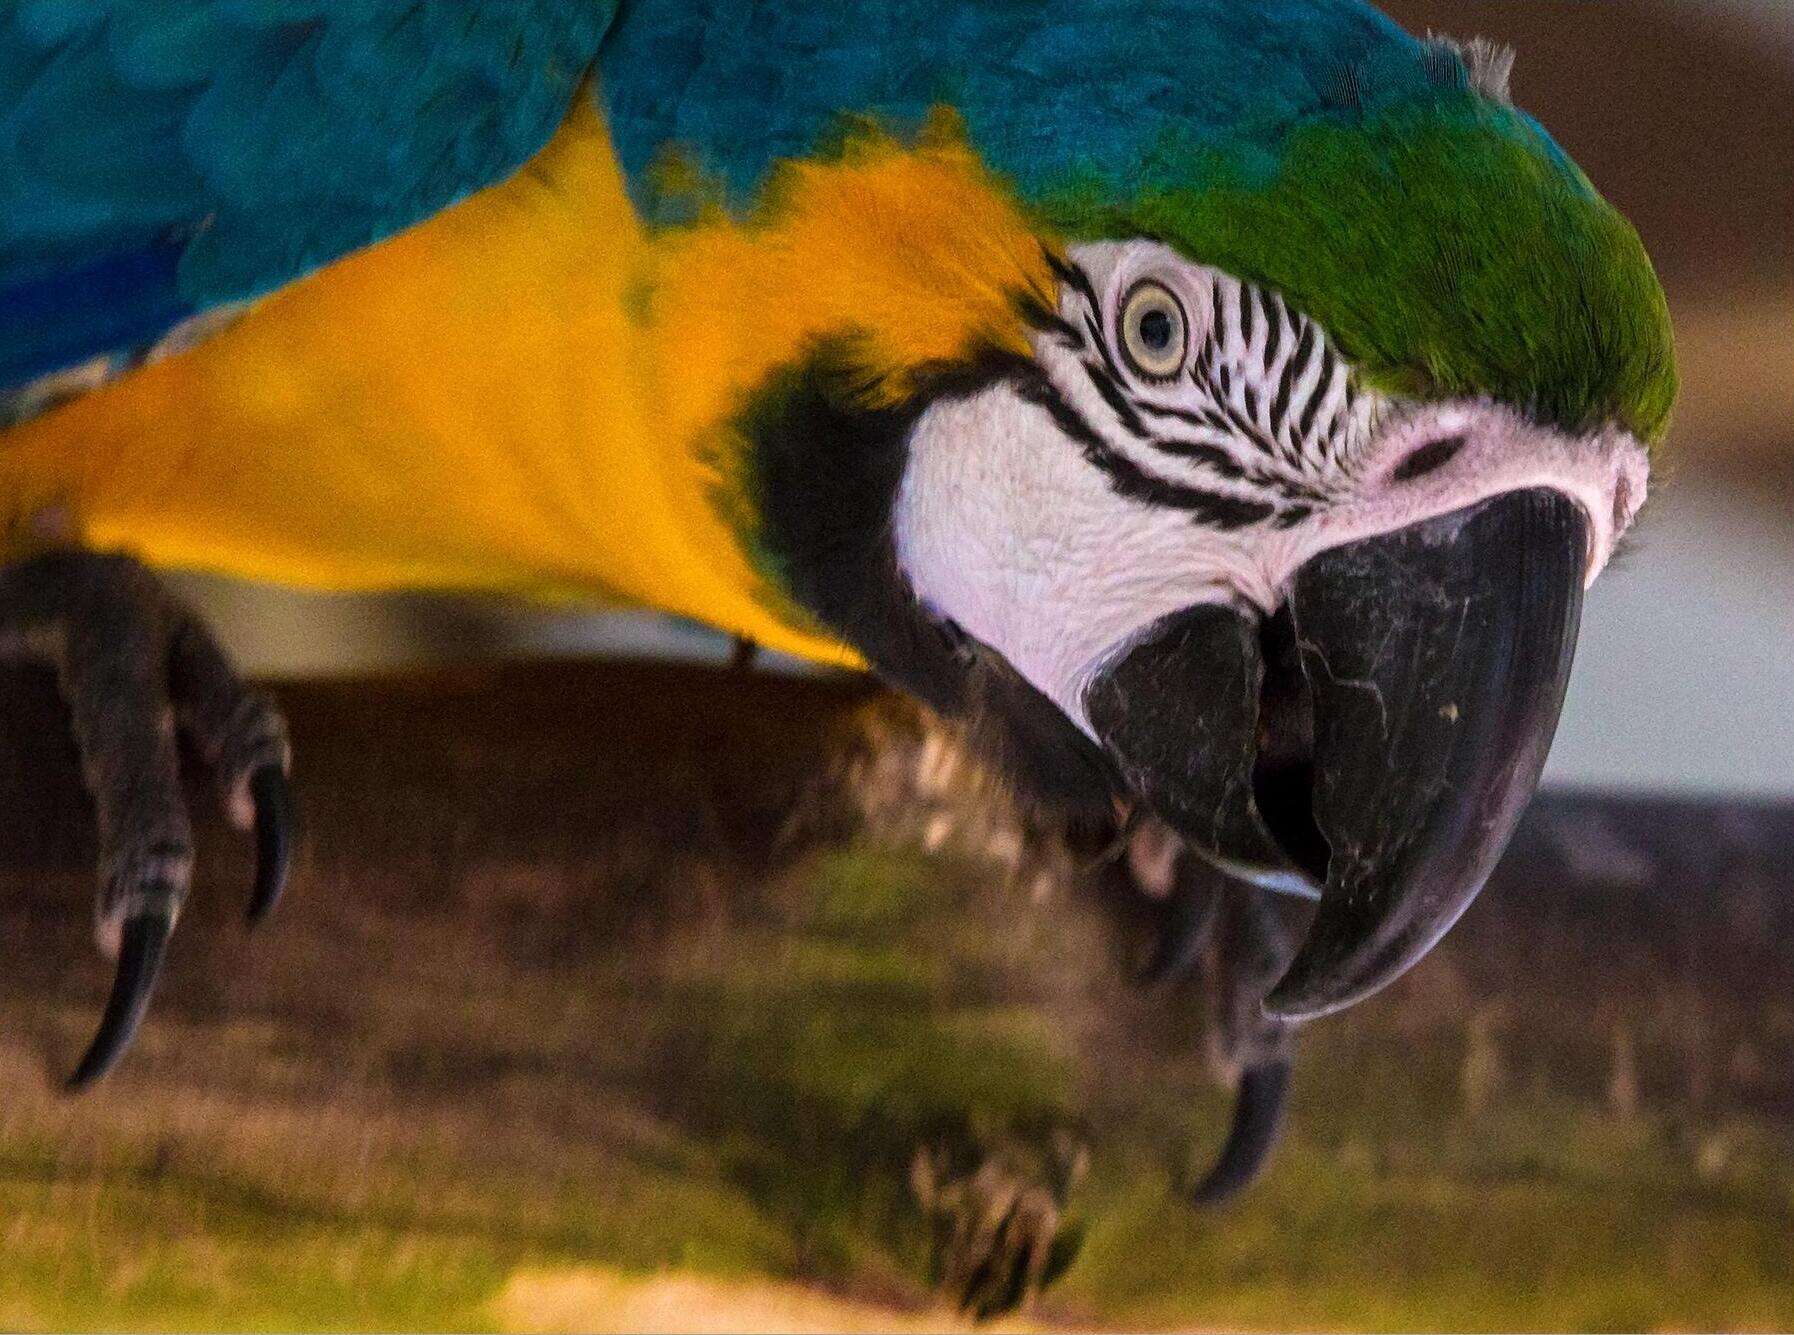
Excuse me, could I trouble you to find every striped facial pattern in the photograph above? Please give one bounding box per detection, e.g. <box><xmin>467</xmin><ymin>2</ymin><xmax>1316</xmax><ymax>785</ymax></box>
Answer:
<box><xmin>893</xmin><ymin>238</ymin><xmax>1648</xmax><ymax>735</ymax></box>
<box><xmin>1022</xmin><ymin>240</ymin><xmax>1386</xmax><ymax>531</ymax></box>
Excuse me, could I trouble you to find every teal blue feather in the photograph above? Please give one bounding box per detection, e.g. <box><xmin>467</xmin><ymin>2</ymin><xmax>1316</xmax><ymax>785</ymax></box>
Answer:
<box><xmin>597</xmin><ymin>0</ymin><xmax>1417</xmax><ymax>218</ymax></box>
<box><xmin>2</xmin><ymin>0</ymin><xmax>1671</xmax><ymax>442</ymax></box>
<box><xmin>0</xmin><ymin>0</ymin><xmax>614</xmax><ymax>389</ymax></box>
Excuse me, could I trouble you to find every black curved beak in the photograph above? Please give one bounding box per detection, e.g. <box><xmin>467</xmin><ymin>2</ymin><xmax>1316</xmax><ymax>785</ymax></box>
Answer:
<box><xmin>1086</xmin><ymin>488</ymin><xmax>1588</xmax><ymax>1019</ymax></box>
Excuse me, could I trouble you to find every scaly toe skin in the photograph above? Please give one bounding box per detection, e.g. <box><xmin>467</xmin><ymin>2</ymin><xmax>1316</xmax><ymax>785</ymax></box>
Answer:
<box><xmin>1186</xmin><ymin>881</ymin><xmax>1301</xmax><ymax>1206</ymax></box>
<box><xmin>1120</xmin><ymin>818</ymin><xmax>1225</xmax><ymax>989</ymax></box>
<box><xmin>1</xmin><ymin>548</ymin><xmax>294</xmax><ymax>1088</ymax></box>
<box><xmin>168</xmin><ymin>626</ymin><xmax>294</xmax><ymax>922</ymax></box>
<box><xmin>1138</xmin><ymin>874</ymin><xmax>1222</xmax><ymax>987</ymax></box>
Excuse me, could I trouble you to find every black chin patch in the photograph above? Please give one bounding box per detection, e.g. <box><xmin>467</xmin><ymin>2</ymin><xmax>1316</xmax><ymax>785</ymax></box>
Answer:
<box><xmin>740</xmin><ymin>336</ymin><xmax>1119</xmax><ymax>821</ymax></box>
<box><xmin>955</xmin><ymin>626</ymin><xmax>1121</xmax><ymax>815</ymax></box>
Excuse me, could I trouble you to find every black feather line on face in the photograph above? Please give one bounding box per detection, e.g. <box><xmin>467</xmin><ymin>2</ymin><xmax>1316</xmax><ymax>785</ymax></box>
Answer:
<box><xmin>1082</xmin><ymin>356</ymin><xmax>1151</xmax><ymax>438</ymax></box>
<box><xmin>1011</xmin><ymin>289</ymin><xmax>1081</xmax><ymax>350</ymax></box>
<box><xmin>1079</xmin><ymin>305</ymin><xmax>1151</xmax><ymax>419</ymax></box>
<box><xmin>1008</xmin><ymin>368</ymin><xmax>1277</xmax><ymax>528</ymax></box>
<box><xmin>1269</xmin><ymin>322</ymin><xmax>1314</xmax><ymax>444</ymax></box>
<box><xmin>1042</xmin><ymin>244</ymin><xmax>1102</xmax><ymax>312</ymax></box>
<box><xmin>1260</xmin><ymin>287</ymin><xmax>1283</xmax><ymax>368</ymax></box>
<box><xmin>1146</xmin><ymin>434</ymin><xmax>1250</xmax><ymax>480</ymax></box>
<box><xmin>1191</xmin><ymin>357</ymin><xmax>1285</xmax><ymax>466</ymax></box>
<box><xmin>1075</xmin><ymin>429</ymin><xmax>1277</xmax><ymax>526</ymax></box>
<box><xmin>1296</xmin><ymin>348</ymin><xmax>1332</xmax><ymax>445</ymax></box>
<box><xmin>739</xmin><ymin>337</ymin><xmax>1120</xmax><ymax>817</ymax></box>
<box><xmin>1042</xmin><ymin>252</ymin><xmax>1353</xmax><ymax>517</ymax></box>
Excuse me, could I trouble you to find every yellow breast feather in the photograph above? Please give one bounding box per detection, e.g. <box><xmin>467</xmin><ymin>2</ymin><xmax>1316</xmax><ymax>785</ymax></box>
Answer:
<box><xmin>0</xmin><ymin>98</ymin><xmax>1052</xmax><ymax>668</ymax></box>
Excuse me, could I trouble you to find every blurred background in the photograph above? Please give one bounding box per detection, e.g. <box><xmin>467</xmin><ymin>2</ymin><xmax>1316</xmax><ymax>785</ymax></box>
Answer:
<box><xmin>167</xmin><ymin>0</ymin><xmax>1794</xmax><ymax>798</ymax></box>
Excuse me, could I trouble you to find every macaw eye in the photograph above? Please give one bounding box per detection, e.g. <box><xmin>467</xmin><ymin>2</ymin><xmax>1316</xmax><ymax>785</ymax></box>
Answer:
<box><xmin>1117</xmin><ymin>280</ymin><xmax>1188</xmax><ymax>380</ymax></box>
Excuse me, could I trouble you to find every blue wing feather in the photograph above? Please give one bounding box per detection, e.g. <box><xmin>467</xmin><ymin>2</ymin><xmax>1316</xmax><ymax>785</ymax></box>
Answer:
<box><xmin>0</xmin><ymin>0</ymin><xmax>614</xmax><ymax>391</ymax></box>
<box><xmin>596</xmin><ymin>0</ymin><xmax>1419</xmax><ymax>219</ymax></box>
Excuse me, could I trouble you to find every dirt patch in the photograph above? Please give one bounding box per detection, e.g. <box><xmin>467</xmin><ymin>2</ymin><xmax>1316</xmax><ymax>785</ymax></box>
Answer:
<box><xmin>491</xmin><ymin>1266</ymin><xmax>1039</xmax><ymax>1334</ymax></box>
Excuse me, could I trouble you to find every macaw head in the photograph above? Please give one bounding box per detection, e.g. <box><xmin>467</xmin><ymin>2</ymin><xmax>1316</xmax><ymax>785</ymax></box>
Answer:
<box><xmin>709</xmin><ymin>29</ymin><xmax>1674</xmax><ymax>1018</ymax></box>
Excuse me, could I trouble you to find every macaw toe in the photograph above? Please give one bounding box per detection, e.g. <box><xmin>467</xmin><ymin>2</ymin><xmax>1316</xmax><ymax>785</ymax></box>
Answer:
<box><xmin>1088</xmin><ymin>487</ymin><xmax>1588</xmax><ymax>1021</ymax></box>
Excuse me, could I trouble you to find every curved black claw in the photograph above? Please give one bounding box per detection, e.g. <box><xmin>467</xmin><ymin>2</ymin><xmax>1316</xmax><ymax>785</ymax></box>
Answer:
<box><xmin>66</xmin><ymin>914</ymin><xmax>172</xmax><ymax>1092</ymax></box>
<box><xmin>1187</xmin><ymin>1057</ymin><xmax>1292</xmax><ymax>1206</ymax></box>
<box><xmin>246</xmin><ymin>765</ymin><xmax>294</xmax><ymax>925</ymax></box>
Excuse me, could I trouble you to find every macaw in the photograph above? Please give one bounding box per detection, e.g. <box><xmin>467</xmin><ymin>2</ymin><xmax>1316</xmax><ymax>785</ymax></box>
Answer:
<box><xmin>0</xmin><ymin>0</ymin><xmax>1674</xmax><ymax>1091</ymax></box>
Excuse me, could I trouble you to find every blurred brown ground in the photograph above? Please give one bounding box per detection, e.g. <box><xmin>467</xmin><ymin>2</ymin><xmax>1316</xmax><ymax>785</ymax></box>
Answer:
<box><xmin>1</xmin><ymin>658</ymin><xmax>1790</xmax><ymax>1328</ymax></box>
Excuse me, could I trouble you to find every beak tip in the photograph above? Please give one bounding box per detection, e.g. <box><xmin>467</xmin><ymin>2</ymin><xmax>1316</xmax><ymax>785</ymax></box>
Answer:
<box><xmin>1260</xmin><ymin>913</ymin><xmax>1429</xmax><ymax>1021</ymax></box>
<box><xmin>1256</xmin><ymin>488</ymin><xmax>1589</xmax><ymax>1026</ymax></box>
<box><xmin>1263</xmin><ymin>897</ymin><xmax>1468</xmax><ymax>1021</ymax></box>
<box><xmin>1261</xmin><ymin>970</ymin><xmax>1362</xmax><ymax>1023</ymax></box>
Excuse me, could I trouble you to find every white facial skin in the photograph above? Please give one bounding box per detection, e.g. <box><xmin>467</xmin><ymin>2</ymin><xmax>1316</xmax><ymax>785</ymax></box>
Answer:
<box><xmin>893</xmin><ymin>239</ymin><xmax>1650</xmax><ymax>735</ymax></box>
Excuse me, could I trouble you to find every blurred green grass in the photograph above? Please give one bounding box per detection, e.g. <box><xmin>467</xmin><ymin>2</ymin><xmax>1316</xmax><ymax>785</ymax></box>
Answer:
<box><xmin>3</xmin><ymin>838</ymin><xmax>1789</xmax><ymax>1331</ymax></box>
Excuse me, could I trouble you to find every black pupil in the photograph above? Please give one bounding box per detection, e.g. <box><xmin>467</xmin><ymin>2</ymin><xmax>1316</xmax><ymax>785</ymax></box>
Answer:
<box><xmin>1138</xmin><ymin>307</ymin><xmax>1174</xmax><ymax>352</ymax></box>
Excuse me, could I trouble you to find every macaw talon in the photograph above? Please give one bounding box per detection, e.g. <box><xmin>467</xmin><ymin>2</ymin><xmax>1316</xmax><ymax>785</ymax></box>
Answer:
<box><xmin>1187</xmin><ymin>1056</ymin><xmax>1292</xmax><ymax>1206</ymax></box>
<box><xmin>247</xmin><ymin>765</ymin><xmax>294</xmax><ymax>925</ymax></box>
<box><xmin>1088</xmin><ymin>487</ymin><xmax>1588</xmax><ymax>1021</ymax></box>
<box><xmin>1105</xmin><ymin>825</ymin><xmax>1299</xmax><ymax>1203</ymax></box>
<box><xmin>0</xmin><ymin>549</ymin><xmax>295</xmax><ymax>1089</ymax></box>
<box><xmin>65</xmin><ymin>913</ymin><xmax>173</xmax><ymax>1092</ymax></box>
